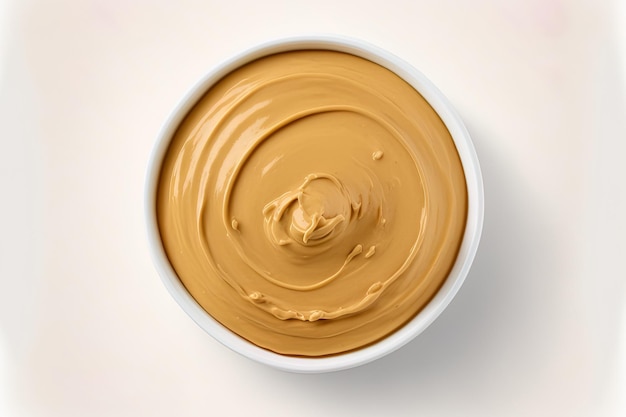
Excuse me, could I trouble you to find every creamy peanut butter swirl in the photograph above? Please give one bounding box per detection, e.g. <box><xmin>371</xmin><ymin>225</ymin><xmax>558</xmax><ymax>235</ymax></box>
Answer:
<box><xmin>157</xmin><ymin>50</ymin><xmax>467</xmax><ymax>356</ymax></box>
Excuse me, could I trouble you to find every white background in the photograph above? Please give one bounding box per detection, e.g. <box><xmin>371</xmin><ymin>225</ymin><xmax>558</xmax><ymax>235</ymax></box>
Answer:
<box><xmin>1</xmin><ymin>0</ymin><xmax>625</xmax><ymax>416</ymax></box>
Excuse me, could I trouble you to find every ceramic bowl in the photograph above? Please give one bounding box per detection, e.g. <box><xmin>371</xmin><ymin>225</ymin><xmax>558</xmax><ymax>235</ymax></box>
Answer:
<box><xmin>145</xmin><ymin>35</ymin><xmax>484</xmax><ymax>373</ymax></box>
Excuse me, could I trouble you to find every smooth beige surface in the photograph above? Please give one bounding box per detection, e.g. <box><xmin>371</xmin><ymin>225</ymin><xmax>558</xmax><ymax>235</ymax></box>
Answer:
<box><xmin>157</xmin><ymin>50</ymin><xmax>467</xmax><ymax>356</ymax></box>
<box><xmin>1</xmin><ymin>0</ymin><xmax>626</xmax><ymax>416</ymax></box>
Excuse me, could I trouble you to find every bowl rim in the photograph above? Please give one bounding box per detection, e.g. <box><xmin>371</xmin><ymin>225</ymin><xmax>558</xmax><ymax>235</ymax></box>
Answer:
<box><xmin>144</xmin><ymin>34</ymin><xmax>484</xmax><ymax>373</ymax></box>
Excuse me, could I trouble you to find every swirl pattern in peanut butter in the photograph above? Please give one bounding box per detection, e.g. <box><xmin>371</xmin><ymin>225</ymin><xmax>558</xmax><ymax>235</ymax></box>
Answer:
<box><xmin>157</xmin><ymin>50</ymin><xmax>467</xmax><ymax>356</ymax></box>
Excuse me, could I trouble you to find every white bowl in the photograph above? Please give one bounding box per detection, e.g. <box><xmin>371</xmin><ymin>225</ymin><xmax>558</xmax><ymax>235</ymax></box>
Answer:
<box><xmin>145</xmin><ymin>35</ymin><xmax>484</xmax><ymax>373</ymax></box>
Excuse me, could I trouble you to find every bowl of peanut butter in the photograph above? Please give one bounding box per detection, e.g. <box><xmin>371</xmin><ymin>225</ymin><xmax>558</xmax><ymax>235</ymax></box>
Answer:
<box><xmin>145</xmin><ymin>35</ymin><xmax>484</xmax><ymax>373</ymax></box>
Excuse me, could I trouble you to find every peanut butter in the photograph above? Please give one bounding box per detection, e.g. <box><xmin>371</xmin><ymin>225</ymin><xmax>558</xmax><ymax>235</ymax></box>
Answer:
<box><xmin>156</xmin><ymin>50</ymin><xmax>467</xmax><ymax>356</ymax></box>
